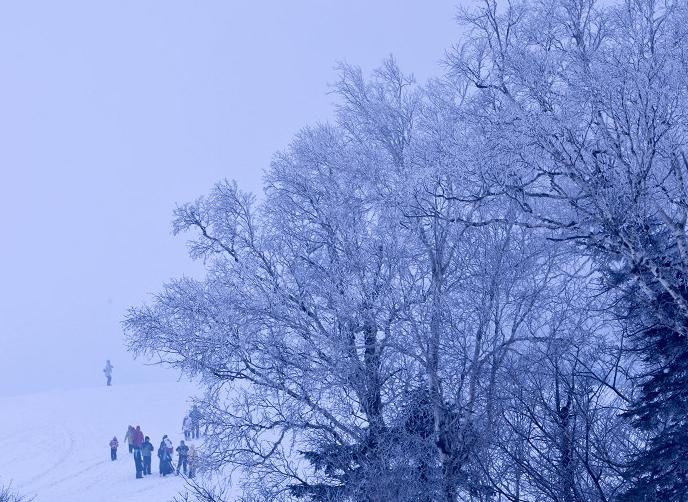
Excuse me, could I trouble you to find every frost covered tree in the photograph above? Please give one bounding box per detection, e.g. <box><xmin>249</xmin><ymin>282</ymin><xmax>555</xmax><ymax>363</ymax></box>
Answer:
<box><xmin>332</xmin><ymin>60</ymin><xmax>587</xmax><ymax>501</ymax></box>
<box><xmin>124</xmin><ymin>52</ymin><xmax>646</xmax><ymax>502</ymax></box>
<box><xmin>450</xmin><ymin>0</ymin><xmax>688</xmax><ymax>498</ymax></box>
<box><xmin>126</xmin><ymin>61</ymin><xmax>426</xmax><ymax>500</ymax></box>
<box><xmin>484</xmin><ymin>275</ymin><xmax>634</xmax><ymax>502</ymax></box>
<box><xmin>125</xmin><ymin>59</ymin><xmax>593</xmax><ymax>501</ymax></box>
<box><xmin>123</xmin><ymin>1</ymin><xmax>688</xmax><ymax>499</ymax></box>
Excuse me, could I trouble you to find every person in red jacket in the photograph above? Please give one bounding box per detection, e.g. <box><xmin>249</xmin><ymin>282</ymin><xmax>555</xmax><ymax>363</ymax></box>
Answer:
<box><xmin>131</xmin><ymin>426</ymin><xmax>145</xmax><ymax>479</ymax></box>
<box><xmin>133</xmin><ymin>425</ymin><xmax>144</xmax><ymax>449</ymax></box>
<box><xmin>109</xmin><ymin>436</ymin><xmax>119</xmax><ymax>461</ymax></box>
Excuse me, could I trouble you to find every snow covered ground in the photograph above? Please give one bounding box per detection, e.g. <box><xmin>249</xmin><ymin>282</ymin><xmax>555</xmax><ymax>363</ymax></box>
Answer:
<box><xmin>0</xmin><ymin>381</ymin><xmax>203</xmax><ymax>502</ymax></box>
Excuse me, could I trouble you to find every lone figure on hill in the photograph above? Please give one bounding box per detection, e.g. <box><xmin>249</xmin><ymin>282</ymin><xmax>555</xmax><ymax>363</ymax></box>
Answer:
<box><xmin>103</xmin><ymin>360</ymin><xmax>114</xmax><ymax>386</ymax></box>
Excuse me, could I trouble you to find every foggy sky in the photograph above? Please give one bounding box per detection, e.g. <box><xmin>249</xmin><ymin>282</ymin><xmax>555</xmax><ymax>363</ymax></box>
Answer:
<box><xmin>0</xmin><ymin>1</ymin><xmax>460</xmax><ymax>397</ymax></box>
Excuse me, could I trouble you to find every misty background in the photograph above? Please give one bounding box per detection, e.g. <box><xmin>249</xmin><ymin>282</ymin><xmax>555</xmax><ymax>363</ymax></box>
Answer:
<box><xmin>0</xmin><ymin>1</ymin><xmax>459</xmax><ymax>397</ymax></box>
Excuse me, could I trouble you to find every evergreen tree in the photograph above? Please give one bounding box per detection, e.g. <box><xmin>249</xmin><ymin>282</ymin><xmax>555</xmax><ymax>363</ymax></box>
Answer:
<box><xmin>616</xmin><ymin>265</ymin><xmax>688</xmax><ymax>501</ymax></box>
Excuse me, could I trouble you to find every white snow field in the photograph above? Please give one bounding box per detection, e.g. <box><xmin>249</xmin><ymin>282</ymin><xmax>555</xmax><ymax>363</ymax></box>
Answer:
<box><xmin>0</xmin><ymin>381</ymin><xmax>205</xmax><ymax>502</ymax></box>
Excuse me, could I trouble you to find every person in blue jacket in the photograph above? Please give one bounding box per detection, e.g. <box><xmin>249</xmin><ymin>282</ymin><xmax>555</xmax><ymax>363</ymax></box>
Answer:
<box><xmin>141</xmin><ymin>436</ymin><xmax>155</xmax><ymax>475</ymax></box>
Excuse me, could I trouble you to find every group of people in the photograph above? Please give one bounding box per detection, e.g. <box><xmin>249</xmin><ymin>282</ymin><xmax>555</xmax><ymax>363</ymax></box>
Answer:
<box><xmin>101</xmin><ymin>363</ymin><xmax>204</xmax><ymax>481</ymax></box>
<box><xmin>109</xmin><ymin>424</ymin><xmax>197</xmax><ymax>479</ymax></box>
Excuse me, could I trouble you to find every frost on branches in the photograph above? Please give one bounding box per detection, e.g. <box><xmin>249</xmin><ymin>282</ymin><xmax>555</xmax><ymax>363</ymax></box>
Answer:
<box><xmin>125</xmin><ymin>0</ymin><xmax>688</xmax><ymax>500</ymax></box>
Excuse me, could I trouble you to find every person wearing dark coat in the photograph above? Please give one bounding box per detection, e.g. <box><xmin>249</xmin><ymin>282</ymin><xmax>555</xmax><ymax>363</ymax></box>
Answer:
<box><xmin>158</xmin><ymin>436</ymin><xmax>174</xmax><ymax>476</ymax></box>
<box><xmin>133</xmin><ymin>446</ymin><xmax>144</xmax><ymax>479</ymax></box>
<box><xmin>141</xmin><ymin>436</ymin><xmax>155</xmax><ymax>475</ymax></box>
<box><xmin>189</xmin><ymin>405</ymin><xmax>202</xmax><ymax>439</ymax></box>
<box><xmin>176</xmin><ymin>440</ymin><xmax>189</xmax><ymax>475</ymax></box>
<box><xmin>157</xmin><ymin>438</ymin><xmax>165</xmax><ymax>475</ymax></box>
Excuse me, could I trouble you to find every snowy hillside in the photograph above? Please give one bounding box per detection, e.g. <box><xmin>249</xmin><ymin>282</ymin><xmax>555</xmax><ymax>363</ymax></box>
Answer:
<box><xmin>0</xmin><ymin>382</ymin><xmax>203</xmax><ymax>502</ymax></box>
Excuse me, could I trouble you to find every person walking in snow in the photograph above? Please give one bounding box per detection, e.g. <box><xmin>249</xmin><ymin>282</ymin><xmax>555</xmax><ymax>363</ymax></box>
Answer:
<box><xmin>158</xmin><ymin>438</ymin><xmax>166</xmax><ymax>475</ymax></box>
<box><xmin>175</xmin><ymin>440</ymin><xmax>189</xmax><ymax>475</ymax></box>
<box><xmin>183</xmin><ymin>414</ymin><xmax>192</xmax><ymax>440</ymax></box>
<box><xmin>163</xmin><ymin>434</ymin><xmax>173</xmax><ymax>456</ymax></box>
<box><xmin>132</xmin><ymin>425</ymin><xmax>144</xmax><ymax>450</ymax></box>
<box><xmin>109</xmin><ymin>436</ymin><xmax>119</xmax><ymax>461</ymax></box>
<box><xmin>131</xmin><ymin>426</ymin><xmax>145</xmax><ymax>480</ymax></box>
<box><xmin>189</xmin><ymin>405</ymin><xmax>202</xmax><ymax>439</ymax></box>
<box><xmin>141</xmin><ymin>436</ymin><xmax>154</xmax><ymax>475</ymax></box>
<box><xmin>133</xmin><ymin>445</ymin><xmax>144</xmax><ymax>479</ymax></box>
<box><xmin>158</xmin><ymin>436</ymin><xmax>174</xmax><ymax>476</ymax></box>
<box><xmin>103</xmin><ymin>360</ymin><xmax>114</xmax><ymax>386</ymax></box>
<box><xmin>187</xmin><ymin>444</ymin><xmax>197</xmax><ymax>479</ymax></box>
<box><xmin>124</xmin><ymin>425</ymin><xmax>135</xmax><ymax>454</ymax></box>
